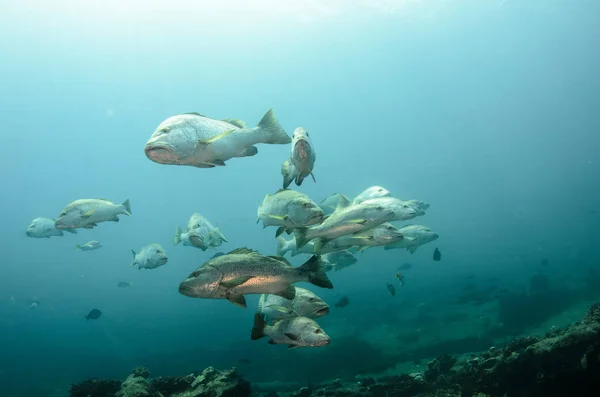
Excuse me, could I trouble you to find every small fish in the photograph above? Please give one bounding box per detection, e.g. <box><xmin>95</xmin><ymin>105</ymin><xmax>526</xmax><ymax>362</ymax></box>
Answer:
<box><xmin>85</xmin><ymin>308</ymin><xmax>102</xmax><ymax>321</ymax></box>
<box><xmin>29</xmin><ymin>298</ymin><xmax>40</xmax><ymax>310</ymax></box>
<box><xmin>251</xmin><ymin>313</ymin><xmax>330</xmax><ymax>349</ymax></box>
<box><xmin>174</xmin><ymin>213</ymin><xmax>228</xmax><ymax>251</ymax></box>
<box><xmin>398</xmin><ymin>263</ymin><xmax>412</xmax><ymax>271</ymax></box>
<box><xmin>55</xmin><ymin>198</ymin><xmax>131</xmax><ymax>230</ymax></box>
<box><xmin>117</xmin><ymin>281</ymin><xmax>131</xmax><ymax>288</ymax></box>
<box><xmin>433</xmin><ymin>248</ymin><xmax>442</xmax><ymax>261</ymax></box>
<box><xmin>144</xmin><ymin>109</ymin><xmax>291</xmax><ymax>168</ymax></box>
<box><xmin>387</xmin><ymin>283</ymin><xmax>396</xmax><ymax>296</ymax></box>
<box><xmin>395</xmin><ymin>272</ymin><xmax>405</xmax><ymax>286</ymax></box>
<box><xmin>76</xmin><ymin>240</ymin><xmax>102</xmax><ymax>251</ymax></box>
<box><xmin>334</xmin><ymin>296</ymin><xmax>349</xmax><ymax>308</ymax></box>
<box><xmin>281</xmin><ymin>127</ymin><xmax>316</xmax><ymax>188</ymax></box>
<box><xmin>131</xmin><ymin>243</ymin><xmax>168</xmax><ymax>270</ymax></box>
<box><xmin>321</xmin><ymin>251</ymin><xmax>358</xmax><ymax>272</ymax></box>
<box><xmin>315</xmin><ymin>222</ymin><xmax>404</xmax><ymax>255</ymax></box>
<box><xmin>26</xmin><ymin>217</ymin><xmax>78</xmax><ymax>238</ymax></box>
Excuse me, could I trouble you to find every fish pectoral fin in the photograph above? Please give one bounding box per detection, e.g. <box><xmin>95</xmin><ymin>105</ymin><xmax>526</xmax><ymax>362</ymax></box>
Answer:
<box><xmin>268</xmin><ymin>214</ymin><xmax>287</xmax><ymax>220</ymax></box>
<box><xmin>275</xmin><ymin>227</ymin><xmax>285</xmax><ymax>237</ymax></box>
<box><xmin>309</xmin><ymin>170</ymin><xmax>316</xmax><ymax>183</ymax></box>
<box><xmin>83</xmin><ymin>224</ymin><xmax>96</xmax><ymax>229</ymax></box>
<box><xmin>237</xmin><ymin>146</ymin><xmax>258</xmax><ymax>157</ymax></box>
<box><xmin>356</xmin><ymin>246</ymin><xmax>369</xmax><ymax>253</ymax></box>
<box><xmin>348</xmin><ymin>219</ymin><xmax>368</xmax><ymax>224</ymax></box>
<box><xmin>266</xmin><ymin>305</ymin><xmax>293</xmax><ymax>314</ymax></box>
<box><xmin>268</xmin><ymin>339</ymin><xmax>276</xmax><ymax>344</ymax></box>
<box><xmin>284</xmin><ymin>333</ymin><xmax>299</xmax><ymax>341</ymax></box>
<box><xmin>288</xmin><ymin>344</ymin><xmax>301</xmax><ymax>349</ymax></box>
<box><xmin>226</xmin><ymin>294</ymin><xmax>247</xmax><ymax>308</ymax></box>
<box><xmin>222</xmin><ymin>276</ymin><xmax>255</xmax><ymax>288</ymax></box>
<box><xmin>193</xmin><ymin>163</ymin><xmax>216</xmax><ymax>168</ymax></box>
<box><xmin>197</xmin><ymin>129</ymin><xmax>235</xmax><ymax>146</ymax></box>
<box><xmin>274</xmin><ymin>284</ymin><xmax>296</xmax><ymax>300</ymax></box>
<box><xmin>82</xmin><ymin>210</ymin><xmax>95</xmax><ymax>218</ymax></box>
<box><xmin>408</xmin><ymin>247</ymin><xmax>417</xmax><ymax>254</ymax></box>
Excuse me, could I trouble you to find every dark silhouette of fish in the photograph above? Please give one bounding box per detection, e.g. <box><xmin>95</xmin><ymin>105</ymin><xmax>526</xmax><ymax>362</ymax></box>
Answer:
<box><xmin>398</xmin><ymin>263</ymin><xmax>412</xmax><ymax>271</ymax></box>
<box><xmin>334</xmin><ymin>296</ymin><xmax>349</xmax><ymax>308</ymax></box>
<box><xmin>433</xmin><ymin>248</ymin><xmax>441</xmax><ymax>261</ymax></box>
<box><xmin>117</xmin><ymin>281</ymin><xmax>131</xmax><ymax>288</ymax></box>
<box><xmin>387</xmin><ymin>283</ymin><xmax>396</xmax><ymax>296</ymax></box>
<box><xmin>85</xmin><ymin>309</ymin><xmax>102</xmax><ymax>321</ymax></box>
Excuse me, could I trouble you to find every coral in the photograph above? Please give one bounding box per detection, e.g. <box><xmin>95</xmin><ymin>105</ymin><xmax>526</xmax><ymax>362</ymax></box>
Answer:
<box><xmin>172</xmin><ymin>366</ymin><xmax>251</xmax><ymax>397</ymax></box>
<box><xmin>584</xmin><ymin>302</ymin><xmax>600</xmax><ymax>323</ymax></box>
<box><xmin>115</xmin><ymin>369</ymin><xmax>160</xmax><ymax>397</ymax></box>
<box><xmin>152</xmin><ymin>373</ymin><xmax>196</xmax><ymax>395</ymax></box>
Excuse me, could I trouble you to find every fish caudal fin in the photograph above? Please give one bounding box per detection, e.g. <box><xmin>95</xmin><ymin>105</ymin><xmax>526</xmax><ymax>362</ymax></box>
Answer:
<box><xmin>257</xmin><ymin>109</ymin><xmax>291</xmax><ymax>145</ymax></box>
<box><xmin>251</xmin><ymin>313</ymin><xmax>267</xmax><ymax>340</ymax></box>
<box><xmin>130</xmin><ymin>249</ymin><xmax>137</xmax><ymax>267</ymax></box>
<box><xmin>122</xmin><ymin>199</ymin><xmax>132</xmax><ymax>216</ymax></box>
<box><xmin>276</xmin><ymin>235</ymin><xmax>290</xmax><ymax>256</ymax></box>
<box><xmin>298</xmin><ymin>255</ymin><xmax>334</xmax><ymax>289</ymax></box>
<box><xmin>173</xmin><ymin>226</ymin><xmax>182</xmax><ymax>245</ymax></box>
<box><xmin>75</xmin><ymin>245</ymin><xmax>81</xmax><ymax>250</ymax></box>
<box><xmin>292</xmin><ymin>227</ymin><xmax>309</xmax><ymax>249</ymax></box>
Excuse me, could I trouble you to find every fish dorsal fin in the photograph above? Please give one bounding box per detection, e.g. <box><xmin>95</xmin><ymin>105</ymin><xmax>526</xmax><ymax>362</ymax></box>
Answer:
<box><xmin>183</xmin><ymin>112</ymin><xmax>207</xmax><ymax>117</ymax></box>
<box><xmin>221</xmin><ymin>118</ymin><xmax>246</xmax><ymax>128</ymax></box>
<box><xmin>332</xmin><ymin>194</ymin><xmax>351</xmax><ymax>214</ymax></box>
<box><xmin>267</xmin><ymin>255</ymin><xmax>292</xmax><ymax>267</ymax></box>
<box><xmin>275</xmin><ymin>188</ymin><xmax>289</xmax><ymax>194</ymax></box>
<box><xmin>227</xmin><ymin>247</ymin><xmax>258</xmax><ymax>255</ymax></box>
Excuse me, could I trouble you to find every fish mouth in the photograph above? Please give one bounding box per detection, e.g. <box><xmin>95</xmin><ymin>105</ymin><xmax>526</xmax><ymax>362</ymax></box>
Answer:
<box><xmin>314</xmin><ymin>339</ymin><xmax>331</xmax><ymax>346</ymax></box>
<box><xmin>306</xmin><ymin>213</ymin><xmax>323</xmax><ymax>224</ymax></box>
<box><xmin>314</xmin><ymin>307</ymin><xmax>329</xmax><ymax>316</ymax></box>
<box><xmin>25</xmin><ymin>230</ymin><xmax>33</xmax><ymax>237</ymax></box>
<box><xmin>144</xmin><ymin>144</ymin><xmax>177</xmax><ymax>164</ymax></box>
<box><xmin>158</xmin><ymin>257</ymin><xmax>168</xmax><ymax>266</ymax></box>
<box><xmin>178</xmin><ymin>283</ymin><xmax>196</xmax><ymax>297</ymax></box>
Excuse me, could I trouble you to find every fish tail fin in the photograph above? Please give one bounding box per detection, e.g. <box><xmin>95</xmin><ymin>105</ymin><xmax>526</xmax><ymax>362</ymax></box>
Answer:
<box><xmin>75</xmin><ymin>245</ymin><xmax>81</xmax><ymax>250</ymax></box>
<box><xmin>251</xmin><ymin>313</ymin><xmax>267</xmax><ymax>340</ymax></box>
<box><xmin>130</xmin><ymin>249</ymin><xmax>136</xmax><ymax>267</ymax></box>
<box><xmin>292</xmin><ymin>227</ymin><xmax>309</xmax><ymax>249</ymax></box>
<box><xmin>298</xmin><ymin>255</ymin><xmax>334</xmax><ymax>289</ymax></box>
<box><xmin>281</xmin><ymin>160</ymin><xmax>296</xmax><ymax>189</ymax></box>
<box><xmin>257</xmin><ymin>109</ymin><xmax>291</xmax><ymax>145</ymax></box>
<box><xmin>216</xmin><ymin>228</ymin><xmax>228</xmax><ymax>243</ymax></box>
<box><xmin>173</xmin><ymin>226</ymin><xmax>182</xmax><ymax>245</ymax></box>
<box><xmin>276</xmin><ymin>235</ymin><xmax>289</xmax><ymax>257</ymax></box>
<box><xmin>122</xmin><ymin>199</ymin><xmax>132</xmax><ymax>216</ymax></box>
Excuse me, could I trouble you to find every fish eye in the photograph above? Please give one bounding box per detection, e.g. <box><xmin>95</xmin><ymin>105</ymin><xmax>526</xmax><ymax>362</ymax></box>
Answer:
<box><xmin>59</xmin><ymin>211</ymin><xmax>66</xmax><ymax>216</ymax></box>
<box><xmin>314</xmin><ymin>329</ymin><xmax>322</xmax><ymax>334</ymax></box>
<box><xmin>156</xmin><ymin>249</ymin><xmax>161</xmax><ymax>253</ymax></box>
<box><xmin>308</xmin><ymin>297</ymin><xmax>315</xmax><ymax>302</ymax></box>
<box><xmin>302</xmin><ymin>202</ymin><xmax>309</xmax><ymax>208</ymax></box>
<box><xmin>190</xmin><ymin>271</ymin><xmax>200</xmax><ymax>277</ymax></box>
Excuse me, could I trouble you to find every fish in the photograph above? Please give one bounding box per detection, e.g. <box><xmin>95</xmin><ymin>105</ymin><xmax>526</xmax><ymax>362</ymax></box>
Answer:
<box><xmin>211</xmin><ymin>252</ymin><xmax>225</xmax><ymax>259</ymax></box>
<box><xmin>334</xmin><ymin>296</ymin><xmax>349</xmax><ymax>308</ymax></box>
<box><xmin>319</xmin><ymin>193</ymin><xmax>344</xmax><ymax>216</ymax></box>
<box><xmin>398</xmin><ymin>263</ymin><xmax>412</xmax><ymax>271</ymax></box>
<box><xmin>405</xmin><ymin>199</ymin><xmax>430</xmax><ymax>213</ymax></box>
<box><xmin>76</xmin><ymin>240</ymin><xmax>102</xmax><ymax>251</ymax></box>
<box><xmin>383</xmin><ymin>225</ymin><xmax>439</xmax><ymax>253</ymax></box>
<box><xmin>281</xmin><ymin>127</ymin><xmax>316</xmax><ymax>189</ymax></box>
<box><xmin>293</xmin><ymin>196</ymin><xmax>396</xmax><ymax>251</ymax></box>
<box><xmin>250</xmin><ymin>313</ymin><xmax>330</xmax><ymax>349</ymax></box>
<box><xmin>55</xmin><ymin>199</ymin><xmax>131</xmax><ymax>230</ymax></box>
<box><xmin>85</xmin><ymin>309</ymin><xmax>102</xmax><ymax>321</ymax></box>
<box><xmin>29</xmin><ymin>298</ymin><xmax>40</xmax><ymax>310</ymax></box>
<box><xmin>257</xmin><ymin>189</ymin><xmax>323</xmax><ymax>237</ymax></box>
<box><xmin>316</xmin><ymin>222</ymin><xmax>404</xmax><ymax>254</ymax></box>
<box><xmin>178</xmin><ymin>248</ymin><xmax>333</xmax><ymax>308</ymax></box>
<box><xmin>433</xmin><ymin>248</ymin><xmax>442</xmax><ymax>261</ymax></box>
<box><xmin>359</xmin><ymin>197</ymin><xmax>418</xmax><ymax>221</ymax></box>
<box><xmin>276</xmin><ymin>235</ymin><xmax>316</xmax><ymax>257</ymax></box>
<box><xmin>117</xmin><ymin>281</ymin><xmax>131</xmax><ymax>288</ymax></box>
<box><xmin>131</xmin><ymin>243</ymin><xmax>168</xmax><ymax>270</ymax></box>
<box><xmin>174</xmin><ymin>213</ymin><xmax>228</xmax><ymax>251</ymax></box>
<box><xmin>25</xmin><ymin>217</ymin><xmax>77</xmax><ymax>238</ymax></box>
<box><xmin>387</xmin><ymin>283</ymin><xmax>396</xmax><ymax>296</ymax></box>
<box><xmin>321</xmin><ymin>251</ymin><xmax>357</xmax><ymax>272</ymax></box>
<box><xmin>351</xmin><ymin>186</ymin><xmax>392</xmax><ymax>205</ymax></box>
<box><xmin>257</xmin><ymin>287</ymin><xmax>329</xmax><ymax>323</ymax></box>
<box><xmin>395</xmin><ymin>272</ymin><xmax>405</xmax><ymax>286</ymax></box>
<box><xmin>144</xmin><ymin>109</ymin><xmax>291</xmax><ymax>168</ymax></box>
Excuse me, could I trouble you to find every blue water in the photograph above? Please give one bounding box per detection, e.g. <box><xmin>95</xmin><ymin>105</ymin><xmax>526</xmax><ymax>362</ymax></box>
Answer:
<box><xmin>1</xmin><ymin>0</ymin><xmax>599</xmax><ymax>395</ymax></box>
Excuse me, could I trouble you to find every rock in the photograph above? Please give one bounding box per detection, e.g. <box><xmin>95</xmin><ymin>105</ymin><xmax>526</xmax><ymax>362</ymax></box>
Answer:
<box><xmin>584</xmin><ymin>302</ymin><xmax>600</xmax><ymax>323</ymax></box>
<box><xmin>173</xmin><ymin>366</ymin><xmax>251</xmax><ymax>397</ymax></box>
<box><xmin>151</xmin><ymin>373</ymin><xmax>196</xmax><ymax>395</ymax></box>
<box><xmin>68</xmin><ymin>378</ymin><xmax>121</xmax><ymax>397</ymax></box>
<box><xmin>424</xmin><ymin>354</ymin><xmax>457</xmax><ymax>383</ymax></box>
<box><xmin>132</xmin><ymin>367</ymin><xmax>151</xmax><ymax>379</ymax></box>
<box><xmin>115</xmin><ymin>370</ymin><xmax>160</xmax><ymax>397</ymax></box>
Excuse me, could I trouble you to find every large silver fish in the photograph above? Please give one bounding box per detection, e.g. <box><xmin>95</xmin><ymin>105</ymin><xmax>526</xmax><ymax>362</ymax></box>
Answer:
<box><xmin>178</xmin><ymin>248</ymin><xmax>333</xmax><ymax>308</ymax></box>
<box><xmin>293</xmin><ymin>196</ymin><xmax>396</xmax><ymax>252</ymax></box>
<box><xmin>55</xmin><ymin>199</ymin><xmax>131</xmax><ymax>230</ymax></box>
<box><xmin>383</xmin><ymin>225</ymin><xmax>439</xmax><ymax>253</ymax></box>
<box><xmin>131</xmin><ymin>243</ymin><xmax>168</xmax><ymax>270</ymax></box>
<box><xmin>257</xmin><ymin>189</ymin><xmax>323</xmax><ymax>237</ymax></box>
<box><xmin>281</xmin><ymin>127</ymin><xmax>316</xmax><ymax>188</ymax></box>
<box><xmin>251</xmin><ymin>313</ymin><xmax>330</xmax><ymax>349</ymax></box>
<box><xmin>257</xmin><ymin>287</ymin><xmax>329</xmax><ymax>323</ymax></box>
<box><xmin>145</xmin><ymin>109</ymin><xmax>291</xmax><ymax>168</ymax></box>
<box><xmin>26</xmin><ymin>217</ymin><xmax>77</xmax><ymax>238</ymax></box>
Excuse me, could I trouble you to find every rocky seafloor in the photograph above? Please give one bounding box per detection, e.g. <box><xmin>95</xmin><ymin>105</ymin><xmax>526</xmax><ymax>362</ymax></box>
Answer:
<box><xmin>69</xmin><ymin>302</ymin><xmax>600</xmax><ymax>397</ymax></box>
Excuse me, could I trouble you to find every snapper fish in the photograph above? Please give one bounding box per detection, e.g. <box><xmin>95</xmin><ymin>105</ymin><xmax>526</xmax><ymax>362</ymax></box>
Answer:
<box><xmin>281</xmin><ymin>127</ymin><xmax>316</xmax><ymax>189</ymax></box>
<box><xmin>384</xmin><ymin>225</ymin><xmax>439</xmax><ymax>253</ymax></box>
<box><xmin>251</xmin><ymin>313</ymin><xmax>330</xmax><ymax>349</ymax></box>
<box><xmin>76</xmin><ymin>240</ymin><xmax>102</xmax><ymax>251</ymax></box>
<box><xmin>257</xmin><ymin>287</ymin><xmax>329</xmax><ymax>323</ymax></box>
<box><xmin>55</xmin><ymin>199</ymin><xmax>131</xmax><ymax>230</ymax></box>
<box><xmin>145</xmin><ymin>109</ymin><xmax>291</xmax><ymax>168</ymax></box>
<box><xmin>26</xmin><ymin>217</ymin><xmax>77</xmax><ymax>238</ymax></box>
<box><xmin>131</xmin><ymin>243</ymin><xmax>168</xmax><ymax>270</ymax></box>
<box><xmin>257</xmin><ymin>189</ymin><xmax>323</xmax><ymax>237</ymax></box>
